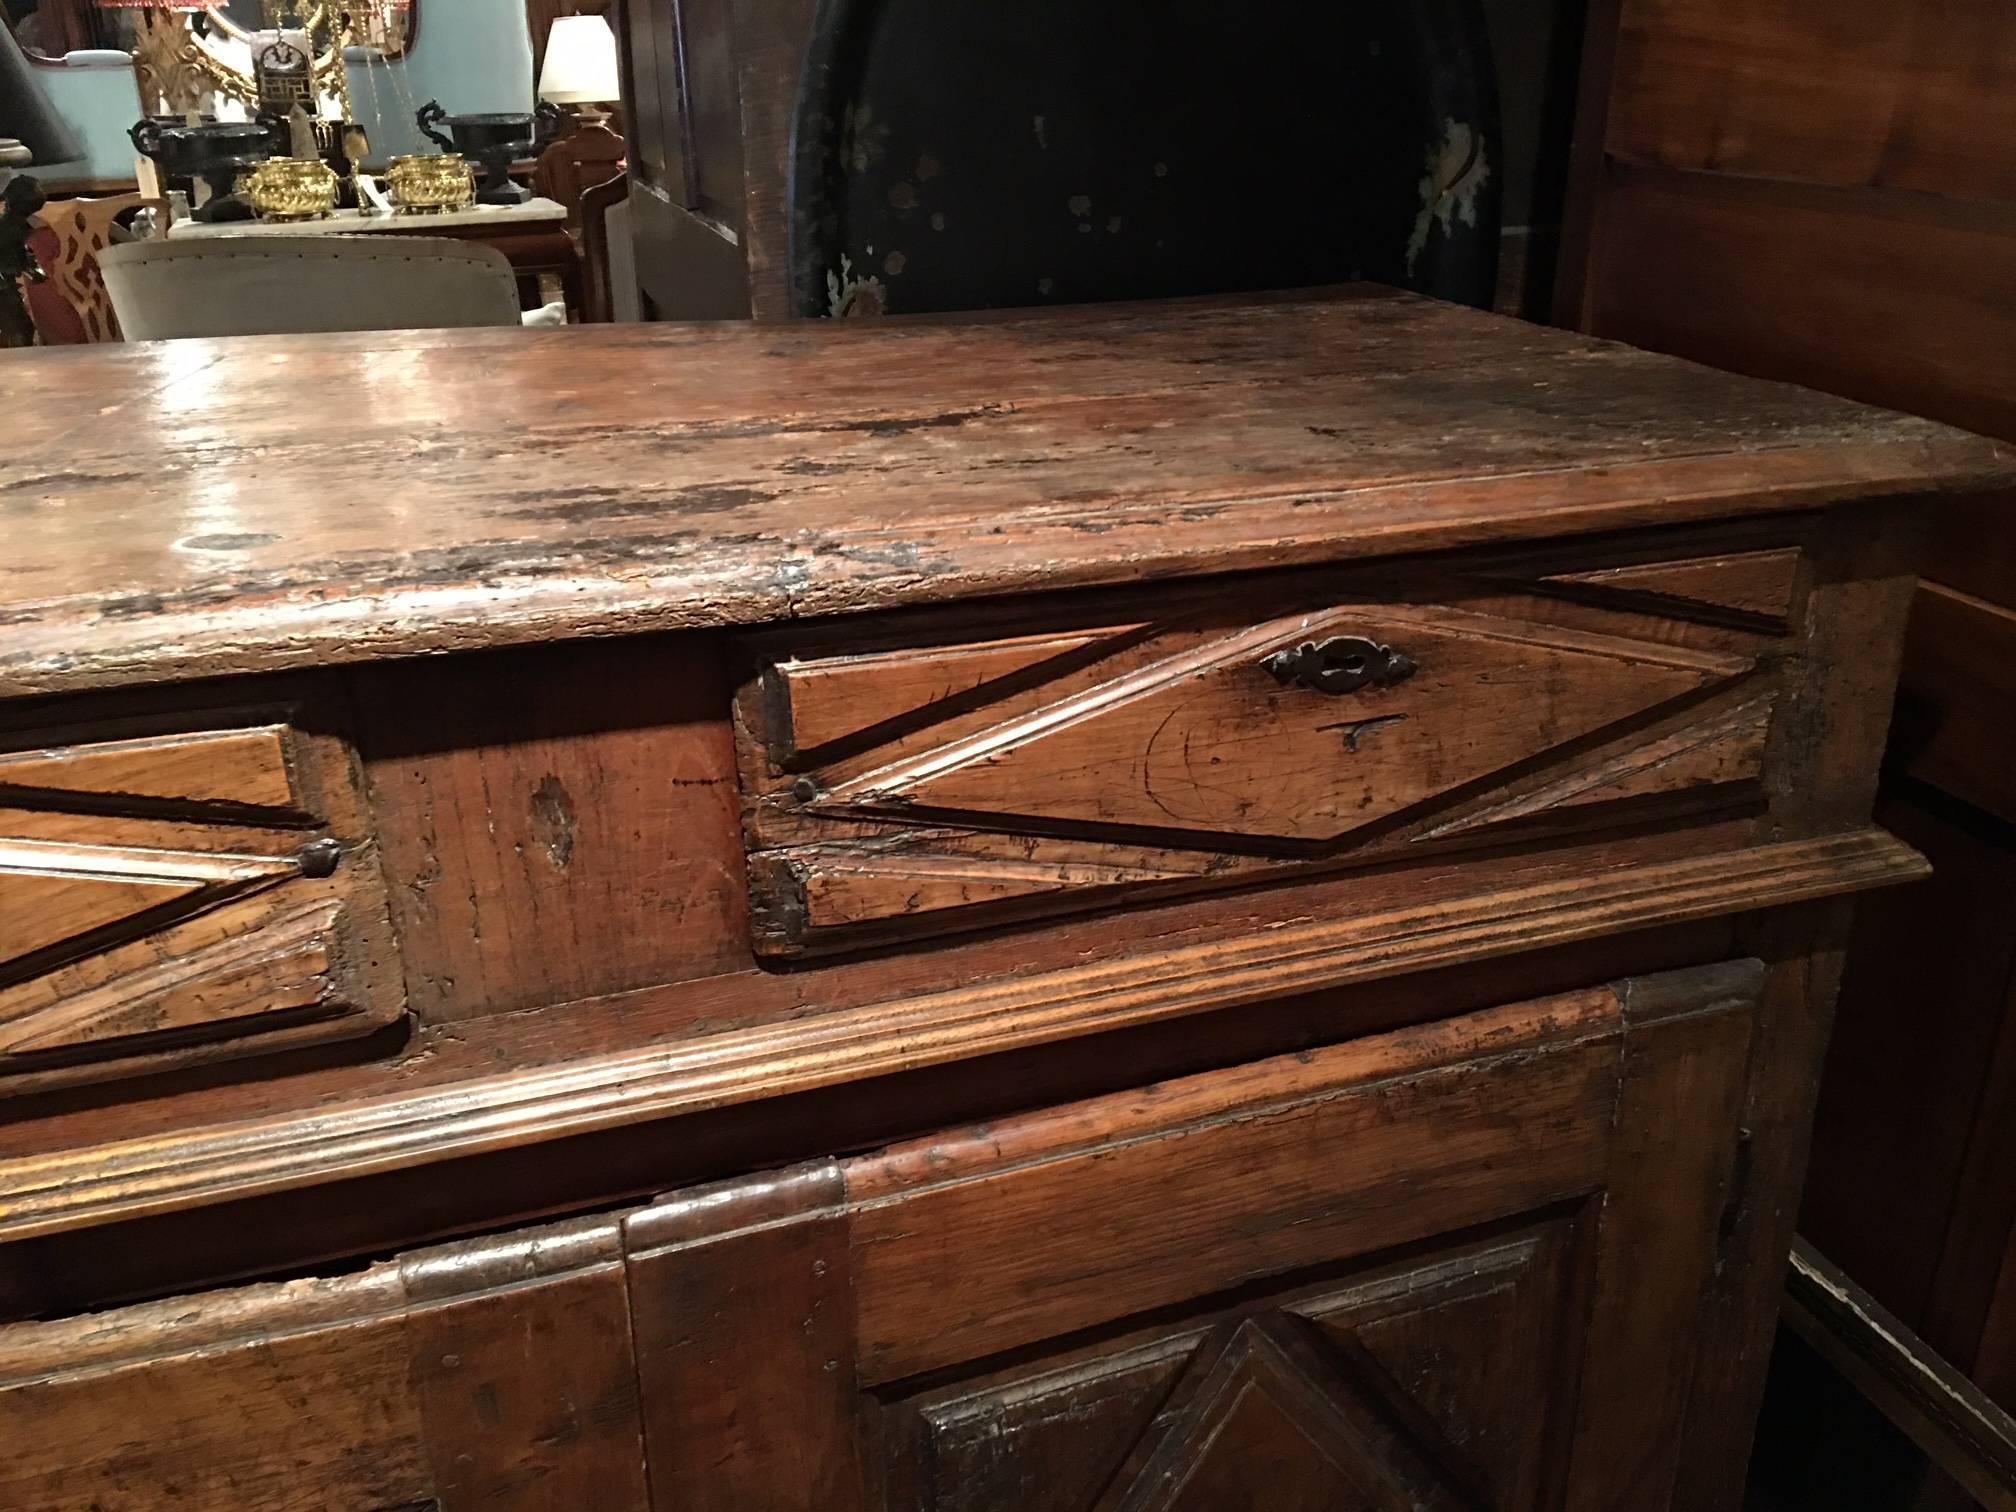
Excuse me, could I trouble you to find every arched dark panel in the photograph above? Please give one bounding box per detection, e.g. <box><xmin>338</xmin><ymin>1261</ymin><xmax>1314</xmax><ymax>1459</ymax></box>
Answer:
<box><xmin>789</xmin><ymin>0</ymin><xmax>1501</xmax><ymax>317</ymax></box>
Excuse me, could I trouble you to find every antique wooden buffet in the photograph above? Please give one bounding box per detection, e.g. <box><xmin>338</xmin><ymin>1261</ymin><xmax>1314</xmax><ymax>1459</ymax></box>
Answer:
<box><xmin>1</xmin><ymin>288</ymin><xmax>2012</xmax><ymax>1511</ymax></box>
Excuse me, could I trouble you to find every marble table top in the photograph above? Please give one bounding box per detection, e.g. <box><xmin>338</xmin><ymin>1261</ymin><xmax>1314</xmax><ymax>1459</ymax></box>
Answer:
<box><xmin>168</xmin><ymin>197</ymin><xmax>566</xmax><ymax>238</ymax></box>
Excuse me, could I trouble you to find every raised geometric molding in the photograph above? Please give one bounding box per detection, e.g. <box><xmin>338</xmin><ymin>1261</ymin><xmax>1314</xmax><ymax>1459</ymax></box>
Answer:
<box><xmin>0</xmin><ymin>725</ymin><xmax>301</xmax><ymax>815</ymax></box>
<box><xmin>1314</xmin><ymin>1231</ymin><xmax>1573</xmax><ymax>1509</ymax></box>
<box><xmin>780</xmin><ymin>846</ymin><xmax>1196</xmax><ymax>932</ymax></box>
<box><xmin>769</xmin><ymin>627</ymin><xmax>1140</xmax><ymax>762</ymax></box>
<box><xmin>0</xmin><ymin>711</ymin><xmax>400</xmax><ymax>1094</ymax></box>
<box><xmin>1425</xmin><ymin>694</ymin><xmax>1776</xmax><ymax>839</ymax></box>
<box><xmin>0</xmin><ymin>838</ymin><xmax>299</xmax><ymax>978</ymax></box>
<box><xmin>5</xmin><ymin>899</ymin><xmax>344</xmax><ymax>1055</ymax></box>
<box><xmin>1</xmin><ymin>869</ymin><xmax>208</xmax><ymax>964</ymax></box>
<box><xmin>1096</xmin><ymin>1316</ymin><xmax>1474</xmax><ymax>1512</ymax></box>
<box><xmin>737</xmin><ymin>556</ymin><xmax>1807</xmax><ymax>950</ymax></box>
<box><xmin>896</xmin><ymin>1229</ymin><xmax>1571</xmax><ymax>1512</ymax></box>
<box><xmin>1537</xmin><ymin>548</ymin><xmax>1801</xmax><ymax>626</ymax></box>
<box><xmin>910</xmin><ymin>1335</ymin><xmax>1197</xmax><ymax>1512</ymax></box>
<box><xmin>822</xmin><ymin>605</ymin><xmax>1751</xmax><ymax>845</ymax></box>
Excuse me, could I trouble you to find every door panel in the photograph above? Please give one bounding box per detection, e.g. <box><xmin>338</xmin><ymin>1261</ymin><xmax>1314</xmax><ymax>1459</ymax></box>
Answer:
<box><xmin>843</xmin><ymin>991</ymin><xmax>1619</xmax><ymax>1383</ymax></box>
<box><xmin>626</xmin><ymin>961</ymin><xmax>1760</xmax><ymax>1511</ymax></box>
<box><xmin>0</xmin><ymin>1214</ymin><xmax>648</xmax><ymax>1512</ymax></box>
<box><xmin>889</xmin><ymin>1226</ymin><xmax>1575</xmax><ymax>1512</ymax></box>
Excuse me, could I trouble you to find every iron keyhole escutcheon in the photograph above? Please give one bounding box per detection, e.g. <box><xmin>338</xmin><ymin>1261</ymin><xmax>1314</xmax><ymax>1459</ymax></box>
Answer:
<box><xmin>1260</xmin><ymin>636</ymin><xmax>1419</xmax><ymax>696</ymax></box>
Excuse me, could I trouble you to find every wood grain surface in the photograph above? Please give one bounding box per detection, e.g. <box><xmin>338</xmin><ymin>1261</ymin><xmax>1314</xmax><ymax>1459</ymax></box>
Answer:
<box><xmin>0</xmin><ymin>968</ymin><xmax>1753</xmax><ymax>1512</ymax></box>
<box><xmin>0</xmin><ymin>827</ymin><xmax>1922</xmax><ymax>1244</ymax></box>
<box><xmin>736</xmin><ymin>539</ymin><xmax>1794</xmax><ymax>951</ymax></box>
<box><xmin>629</xmin><ymin>964</ymin><xmax>1757</xmax><ymax>1512</ymax></box>
<box><xmin>0</xmin><ymin>704</ymin><xmax>406</xmax><ymax>1094</ymax></box>
<box><xmin>4</xmin><ymin>288</ymin><xmax>2010</xmax><ymax>701</ymax></box>
<box><xmin>0</xmin><ymin>1210</ymin><xmax>650</xmax><ymax>1512</ymax></box>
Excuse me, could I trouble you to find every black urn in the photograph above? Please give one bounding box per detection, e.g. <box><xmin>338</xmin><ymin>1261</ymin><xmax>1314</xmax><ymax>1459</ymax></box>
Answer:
<box><xmin>415</xmin><ymin>99</ymin><xmax>564</xmax><ymax>205</ymax></box>
<box><xmin>133</xmin><ymin>119</ymin><xmax>281</xmax><ymax>212</ymax></box>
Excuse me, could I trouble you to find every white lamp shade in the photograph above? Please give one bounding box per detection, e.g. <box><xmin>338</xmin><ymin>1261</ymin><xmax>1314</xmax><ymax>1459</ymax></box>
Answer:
<box><xmin>538</xmin><ymin>15</ymin><xmax>621</xmax><ymax>105</ymax></box>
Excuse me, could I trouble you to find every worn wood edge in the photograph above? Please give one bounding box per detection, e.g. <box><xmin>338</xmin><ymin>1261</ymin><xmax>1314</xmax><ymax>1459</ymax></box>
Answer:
<box><xmin>0</xmin><ymin>829</ymin><xmax>1926</xmax><ymax>1242</ymax></box>
<box><xmin>1784</xmin><ymin>1238</ymin><xmax>2016</xmax><ymax>1510</ymax></box>
<box><xmin>4</xmin><ymin>441</ymin><xmax>2011</xmax><ymax>703</ymax></box>
<box><xmin>0</xmin><ymin>1262</ymin><xmax>410</xmax><ymax>1386</ymax></box>
<box><xmin>1596</xmin><ymin>156</ymin><xmax>2016</xmax><ymax>237</ymax></box>
<box><xmin>0</xmin><ymin>1205</ymin><xmax>625</xmax><ymax>1386</ymax></box>
<box><xmin>1614</xmin><ymin>956</ymin><xmax>1767</xmax><ymax>1027</ymax></box>
<box><xmin>845</xmin><ymin>985</ymin><xmax>1623</xmax><ymax>1205</ymax></box>
<box><xmin>623</xmin><ymin>1159</ymin><xmax>844</xmax><ymax>1254</ymax></box>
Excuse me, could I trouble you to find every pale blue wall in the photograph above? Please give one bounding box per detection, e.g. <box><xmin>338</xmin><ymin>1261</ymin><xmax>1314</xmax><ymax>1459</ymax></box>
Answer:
<box><xmin>25</xmin><ymin>0</ymin><xmax>533</xmax><ymax>177</ymax></box>
<box><xmin>352</xmin><ymin>0</ymin><xmax>534</xmax><ymax>161</ymax></box>
<box><xmin>23</xmin><ymin>57</ymin><xmax>143</xmax><ymax>179</ymax></box>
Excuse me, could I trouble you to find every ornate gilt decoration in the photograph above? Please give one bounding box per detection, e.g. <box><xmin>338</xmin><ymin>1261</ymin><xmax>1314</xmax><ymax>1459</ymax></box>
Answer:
<box><xmin>131</xmin><ymin>14</ymin><xmax>222</xmax><ymax>117</ymax></box>
<box><xmin>130</xmin><ymin>6</ymin><xmax>356</xmax><ymax>121</ymax></box>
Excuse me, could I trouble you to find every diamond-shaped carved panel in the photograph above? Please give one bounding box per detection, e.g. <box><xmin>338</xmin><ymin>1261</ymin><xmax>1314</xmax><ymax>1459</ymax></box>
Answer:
<box><xmin>1098</xmin><ymin>1317</ymin><xmax>1475</xmax><ymax>1512</ymax></box>
<box><xmin>741</xmin><ymin>558</ymin><xmax>1787</xmax><ymax>953</ymax></box>
<box><xmin>821</xmin><ymin>606</ymin><xmax>1747</xmax><ymax>845</ymax></box>
<box><xmin>0</xmin><ymin>714</ymin><xmax>403</xmax><ymax>1094</ymax></box>
<box><xmin>898</xmin><ymin>1228</ymin><xmax>1574</xmax><ymax>1512</ymax></box>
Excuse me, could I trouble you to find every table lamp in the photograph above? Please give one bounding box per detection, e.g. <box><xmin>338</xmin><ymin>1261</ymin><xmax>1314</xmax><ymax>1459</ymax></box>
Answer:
<box><xmin>538</xmin><ymin>14</ymin><xmax>620</xmax><ymax>130</ymax></box>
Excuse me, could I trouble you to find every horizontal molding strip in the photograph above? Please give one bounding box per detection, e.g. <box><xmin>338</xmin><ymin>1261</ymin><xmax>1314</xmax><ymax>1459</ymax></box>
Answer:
<box><xmin>0</xmin><ymin>828</ymin><xmax>1923</xmax><ymax>1241</ymax></box>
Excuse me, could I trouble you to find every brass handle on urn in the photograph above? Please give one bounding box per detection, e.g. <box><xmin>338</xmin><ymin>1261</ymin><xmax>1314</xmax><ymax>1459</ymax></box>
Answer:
<box><xmin>1260</xmin><ymin>636</ymin><xmax>1418</xmax><ymax>695</ymax></box>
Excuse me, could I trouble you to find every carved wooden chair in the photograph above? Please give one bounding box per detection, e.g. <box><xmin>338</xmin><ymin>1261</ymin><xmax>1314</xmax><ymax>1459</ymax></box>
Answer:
<box><xmin>577</xmin><ymin>168</ymin><xmax>630</xmax><ymax>321</ymax></box>
<box><xmin>532</xmin><ymin>120</ymin><xmax>627</xmax><ymax>232</ymax></box>
<box><xmin>25</xmin><ymin>192</ymin><xmax>164</xmax><ymax>344</ymax></box>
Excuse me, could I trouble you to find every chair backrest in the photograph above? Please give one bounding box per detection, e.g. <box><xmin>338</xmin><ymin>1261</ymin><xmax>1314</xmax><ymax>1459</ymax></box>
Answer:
<box><xmin>532</xmin><ymin>121</ymin><xmax>627</xmax><ymax>231</ymax></box>
<box><xmin>577</xmin><ymin>167</ymin><xmax>629</xmax><ymax>321</ymax></box>
<box><xmin>29</xmin><ymin>193</ymin><xmax>156</xmax><ymax>343</ymax></box>
<box><xmin>787</xmin><ymin>0</ymin><xmax>1501</xmax><ymax>318</ymax></box>
<box><xmin>98</xmin><ymin>236</ymin><xmax>523</xmax><ymax>341</ymax></box>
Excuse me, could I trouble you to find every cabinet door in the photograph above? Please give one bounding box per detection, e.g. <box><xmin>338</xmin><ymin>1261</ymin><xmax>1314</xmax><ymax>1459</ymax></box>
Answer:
<box><xmin>626</xmin><ymin>962</ymin><xmax>1759</xmax><ymax>1511</ymax></box>
<box><xmin>0</xmin><ymin>1214</ymin><xmax>649</xmax><ymax>1512</ymax></box>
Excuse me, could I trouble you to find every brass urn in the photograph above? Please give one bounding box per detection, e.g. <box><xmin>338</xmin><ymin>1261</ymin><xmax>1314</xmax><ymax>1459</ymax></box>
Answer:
<box><xmin>386</xmin><ymin>152</ymin><xmax>477</xmax><ymax>214</ymax></box>
<box><xmin>239</xmin><ymin>157</ymin><xmax>340</xmax><ymax>222</ymax></box>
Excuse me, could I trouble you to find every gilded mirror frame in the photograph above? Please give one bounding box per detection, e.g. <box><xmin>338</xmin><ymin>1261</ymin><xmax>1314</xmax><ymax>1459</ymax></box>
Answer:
<box><xmin>4</xmin><ymin>0</ymin><xmax>417</xmax><ymax>68</ymax></box>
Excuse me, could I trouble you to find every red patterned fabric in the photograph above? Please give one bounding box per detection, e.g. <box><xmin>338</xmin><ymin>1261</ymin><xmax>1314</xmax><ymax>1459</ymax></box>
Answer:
<box><xmin>21</xmin><ymin>221</ymin><xmax>88</xmax><ymax>343</ymax></box>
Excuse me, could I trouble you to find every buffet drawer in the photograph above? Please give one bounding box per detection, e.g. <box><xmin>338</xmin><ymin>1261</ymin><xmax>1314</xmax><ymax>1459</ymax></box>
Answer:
<box><xmin>735</xmin><ymin>537</ymin><xmax>1804</xmax><ymax>955</ymax></box>
<box><xmin>0</xmin><ymin>701</ymin><xmax>403</xmax><ymax>1095</ymax></box>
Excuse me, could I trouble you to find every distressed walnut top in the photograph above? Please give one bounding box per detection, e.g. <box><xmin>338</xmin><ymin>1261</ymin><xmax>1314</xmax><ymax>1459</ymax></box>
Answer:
<box><xmin>3</xmin><ymin>286</ymin><xmax>2011</xmax><ymax>700</ymax></box>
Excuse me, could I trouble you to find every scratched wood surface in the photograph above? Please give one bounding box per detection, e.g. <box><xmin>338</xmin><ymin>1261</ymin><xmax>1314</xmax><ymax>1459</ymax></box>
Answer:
<box><xmin>735</xmin><ymin>537</ymin><xmax>1795</xmax><ymax>952</ymax></box>
<box><xmin>3</xmin><ymin>287</ymin><xmax>2011</xmax><ymax>701</ymax></box>
<box><xmin>630</xmin><ymin>964</ymin><xmax>1757</xmax><ymax>1511</ymax></box>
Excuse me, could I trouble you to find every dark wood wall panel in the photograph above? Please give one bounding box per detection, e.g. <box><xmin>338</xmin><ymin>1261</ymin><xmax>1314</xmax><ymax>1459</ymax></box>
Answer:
<box><xmin>1602</xmin><ymin>0</ymin><xmax>2016</xmax><ymax>202</ymax></box>
<box><xmin>1583</xmin><ymin>164</ymin><xmax>2016</xmax><ymax>442</ymax></box>
<box><xmin>1571</xmin><ymin>0</ymin><xmax>2016</xmax><ymax>1443</ymax></box>
<box><xmin>1802</xmin><ymin>796</ymin><xmax>2016</xmax><ymax>1335</ymax></box>
<box><xmin>618</xmin><ymin>0</ymin><xmax>682</xmax><ymax>201</ymax></box>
